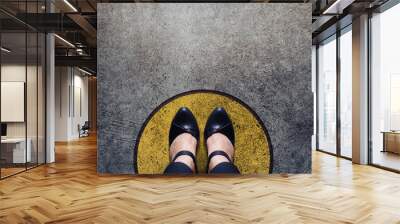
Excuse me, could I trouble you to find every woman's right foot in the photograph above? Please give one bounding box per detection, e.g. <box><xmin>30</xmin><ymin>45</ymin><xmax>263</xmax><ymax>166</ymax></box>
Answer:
<box><xmin>169</xmin><ymin>107</ymin><xmax>200</xmax><ymax>172</ymax></box>
<box><xmin>169</xmin><ymin>107</ymin><xmax>199</xmax><ymax>145</ymax></box>
<box><xmin>204</xmin><ymin>107</ymin><xmax>235</xmax><ymax>172</ymax></box>
<box><xmin>170</xmin><ymin>133</ymin><xmax>197</xmax><ymax>171</ymax></box>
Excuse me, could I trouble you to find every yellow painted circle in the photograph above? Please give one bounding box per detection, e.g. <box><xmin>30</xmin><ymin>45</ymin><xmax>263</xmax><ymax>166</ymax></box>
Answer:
<box><xmin>136</xmin><ymin>91</ymin><xmax>270</xmax><ymax>174</ymax></box>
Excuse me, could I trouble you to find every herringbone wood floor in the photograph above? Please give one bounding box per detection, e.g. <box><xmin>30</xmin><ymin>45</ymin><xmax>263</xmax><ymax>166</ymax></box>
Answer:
<box><xmin>1</xmin><ymin>135</ymin><xmax>400</xmax><ymax>224</ymax></box>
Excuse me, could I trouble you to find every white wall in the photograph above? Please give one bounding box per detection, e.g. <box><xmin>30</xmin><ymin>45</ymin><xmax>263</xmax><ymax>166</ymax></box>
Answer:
<box><xmin>55</xmin><ymin>67</ymin><xmax>89</xmax><ymax>141</ymax></box>
<box><xmin>1</xmin><ymin>64</ymin><xmax>41</xmax><ymax>138</ymax></box>
<box><xmin>1</xmin><ymin>65</ymin><xmax>28</xmax><ymax>140</ymax></box>
<box><xmin>55</xmin><ymin>66</ymin><xmax>70</xmax><ymax>141</ymax></box>
<box><xmin>1</xmin><ymin>63</ymin><xmax>46</xmax><ymax>164</ymax></box>
<box><xmin>72</xmin><ymin>73</ymin><xmax>89</xmax><ymax>138</ymax></box>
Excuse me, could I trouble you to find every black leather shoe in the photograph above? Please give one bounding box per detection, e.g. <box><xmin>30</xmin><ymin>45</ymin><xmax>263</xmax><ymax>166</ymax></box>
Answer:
<box><xmin>204</xmin><ymin>107</ymin><xmax>235</xmax><ymax>145</ymax></box>
<box><xmin>169</xmin><ymin>107</ymin><xmax>200</xmax><ymax>146</ymax></box>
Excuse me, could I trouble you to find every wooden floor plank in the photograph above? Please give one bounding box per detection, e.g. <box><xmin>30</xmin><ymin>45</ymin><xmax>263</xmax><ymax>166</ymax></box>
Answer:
<box><xmin>0</xmin><ymin>135</ymin><xmax>400</xmax><ymax>223</ymax></box>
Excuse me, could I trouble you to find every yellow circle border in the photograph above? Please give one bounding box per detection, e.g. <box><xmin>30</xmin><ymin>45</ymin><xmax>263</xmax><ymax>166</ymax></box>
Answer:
<box><xmin>133</xmin><ymin>89</ymin><xmax>274</xmax><ymax>174</ymax></box>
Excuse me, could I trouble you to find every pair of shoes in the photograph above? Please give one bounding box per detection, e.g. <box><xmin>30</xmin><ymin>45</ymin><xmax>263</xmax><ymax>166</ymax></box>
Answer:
<box><xmin>169</xmin><ymin>107</ymin><xmax>235</xmax><ymax>173</ymax></box>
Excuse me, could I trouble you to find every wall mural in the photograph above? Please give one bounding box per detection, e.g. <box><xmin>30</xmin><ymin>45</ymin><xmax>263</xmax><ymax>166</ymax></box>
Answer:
<box><xmin>97</xmin><ymin>3</ymin><xmax>312</xmax><ymax>174</ymax></box>
<box><xmin>135</xmin><ymin>90</ymin><xmax>271</xmax><ymax>174</ymax></box>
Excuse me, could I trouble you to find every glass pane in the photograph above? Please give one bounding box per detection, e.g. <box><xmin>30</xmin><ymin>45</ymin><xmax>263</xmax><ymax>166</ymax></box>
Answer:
<box><xmin>27</xmin><ymin>31</ymin><xmax>38</xmax><ymax>169</ymax></box>
<box><xmin>0</xmin><ymin>1</ymin><xmax>46</xmax><ymax>178</ymax></box>
<box><xmin>371</xmin><ymin>3</ymin><xmax>400</xmax><ymax>171</ymax></box>
<box><xmin>1</xmin><ymin>31</ymin><xmax>27</xmax><ymax>177</ymax></box>
<box><xmin>340</xmin><ymin>28</ymin><xmax>352</xmax><ymax>158</ymax></box>
<box><xmin>318</xmin><ymin>36</ymin><xmax>337</xmax><ymax>154</ymax></box>
<box><xmin>312</xmin><ymin>46</ymin><xmax>317</xmax><ymax>150</ymax></box>
<box><xmin>26</xmin><ymin>0</ymin><xmax>38</xmax><ymax>169</ymax></box>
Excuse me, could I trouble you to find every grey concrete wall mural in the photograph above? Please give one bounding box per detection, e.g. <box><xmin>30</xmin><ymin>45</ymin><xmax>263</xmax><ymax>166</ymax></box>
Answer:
<box><xmin>97</xmin><ymin>3</ymin><xmax>312</xmax><ymax>174</ymax></box>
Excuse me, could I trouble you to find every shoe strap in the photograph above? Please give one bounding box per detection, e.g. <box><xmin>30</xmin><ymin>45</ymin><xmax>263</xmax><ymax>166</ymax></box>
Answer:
<box><xmin>207</xmin><ymin>150</ymin><xmax>232</xmax><ymax>167</ymax></box>
<box><xmin>172</xmin><ymin>150</ymin><xmax>196</xmax><ymax>162</ymax></box>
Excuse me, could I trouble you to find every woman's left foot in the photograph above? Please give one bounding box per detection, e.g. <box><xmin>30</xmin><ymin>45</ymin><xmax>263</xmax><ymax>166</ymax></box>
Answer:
<box><xmin>204</xmin><ymin>107</ymin><xmax>235</xmax><ymax>145</ymax></box>
<box><xmin>206</xmin><ymin>133</ymin><xmax>235</xmax><ymax>171</ymax></box>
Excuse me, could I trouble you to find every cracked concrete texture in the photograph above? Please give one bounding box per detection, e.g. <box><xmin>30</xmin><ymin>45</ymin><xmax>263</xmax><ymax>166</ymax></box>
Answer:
<box><xmin>97</xmin><ymin>3</ymin><xmax>312</xmax><ymax>174</ymax></box>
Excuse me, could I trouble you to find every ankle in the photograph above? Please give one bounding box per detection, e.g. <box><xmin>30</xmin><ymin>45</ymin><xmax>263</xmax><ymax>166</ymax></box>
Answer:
<box><xmin>208</xmin><ymin>155</ymin><xmax>230</xmax><ymax>171</ymax></box>
<box><xmin>175</xmin><ymin>155</ymin><xmax>195</xmax><ymax>171</ymax></box>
